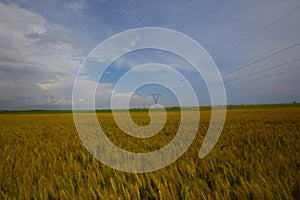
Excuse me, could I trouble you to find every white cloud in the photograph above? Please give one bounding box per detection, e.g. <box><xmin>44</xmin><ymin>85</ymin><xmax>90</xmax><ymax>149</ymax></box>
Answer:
<box><xmin>96</xmin><ymin>0</ymin><xmax>107</xmax><ymax>3</ymax></box>
<box><xmin>0</xmin><ymin>2</ymin><xmax>84</xmax><ymax>109</ymax></box>
<box><xmin>111</xmin><ymin>92</ymin><xmax>149</xmax><ymax>109</ymax></box>
<box><xmin>37</xmin><ymin>82</ymin><xmax>55</xmax><ymax>90</ymax></box>
<box><xmin>1</xmin><ymin>0</ymin><xmax>299</xmax><ymax>109</ymax></box>
<box><xmin>66</xmin><ymin>0</ymin><xmax>86</xmax><ymax>12</ymax></box>
<box><xmin>72</xmin><ymin>76</ymin><xmax>115</xmax><ymax>109</ymax></box>
<box><xmin>87</xmin><ymin>33</ymin><xmax>140</xmax><ymax>64</ymax></box>
<box><xmin>120</xmin><ymin>8</ymin><xmax>136</xmax><ymax>16</ymax></box>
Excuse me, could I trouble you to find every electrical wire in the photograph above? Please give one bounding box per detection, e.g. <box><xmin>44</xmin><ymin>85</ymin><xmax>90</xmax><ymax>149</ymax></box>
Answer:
<box><xmin>217</xmin><ymin>4</ymin><xmax>300</xmax><ymax>59</ymax></box>
<box><xmin>226</xmin><ymin>68</ymin><xmax>300</xmax><ymax>88</ymax></box>
<box><xmin>221</xmin><ymin>41</ymin><xmax>300</xmax><ymax>77</ymax></box>
<box><xmin>224</xmin><ymin>57</ymin><xmax>300</xmax><ymax>84</ymax></box>
<box><xmin>193</xmin><ymin>59</ymin><xmax>300</xmax><ymax>93</ymax></box>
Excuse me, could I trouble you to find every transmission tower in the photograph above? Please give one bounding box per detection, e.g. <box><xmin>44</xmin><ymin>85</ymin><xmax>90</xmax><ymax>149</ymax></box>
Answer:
<box><xmin>151</xmin><ymin>94</ymin><xmax>161</xmax><ymax>104</ymax></box>
<box><xmin>142</xmin><ymin>103</ymin><xmax>147</xmax><ymax>109</ymax></box>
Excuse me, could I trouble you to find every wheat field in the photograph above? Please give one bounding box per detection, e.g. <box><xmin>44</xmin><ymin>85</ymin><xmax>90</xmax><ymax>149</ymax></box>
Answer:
<box><xmin>0</xmin><ymin>106</ymin><xmax>299</xmax><ymax>199</ymax></box>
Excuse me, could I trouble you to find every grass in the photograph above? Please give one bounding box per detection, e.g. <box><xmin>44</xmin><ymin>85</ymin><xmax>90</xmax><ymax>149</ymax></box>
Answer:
<box><xmin>1</xmin><ymin>103</ymin><xmax>299</xmax><ymax>114</ymax></box>
<box><xmin>0</xmin><ymin>105</ymin><xmax>299</xmax><ymax>199</ymax></box>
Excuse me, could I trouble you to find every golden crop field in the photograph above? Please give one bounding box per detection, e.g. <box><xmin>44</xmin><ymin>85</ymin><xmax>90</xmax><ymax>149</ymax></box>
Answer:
<box><xmin>0</xmin><ymin>106</ymin><xmax>299</xmax><ymax>199</ymax></box>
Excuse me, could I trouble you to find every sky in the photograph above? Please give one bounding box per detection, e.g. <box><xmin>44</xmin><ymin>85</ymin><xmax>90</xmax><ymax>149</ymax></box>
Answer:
<box><xmin>0</xmin><ymin>0</ymin><xmax>300</xmax><ymax>109</ymax></box>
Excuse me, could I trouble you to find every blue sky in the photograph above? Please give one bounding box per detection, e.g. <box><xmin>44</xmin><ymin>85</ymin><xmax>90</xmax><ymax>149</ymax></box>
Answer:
<box><xmin>0</xmin><ymin>0</ymin><xmax>299</xmax><ymax>109</ymax></box>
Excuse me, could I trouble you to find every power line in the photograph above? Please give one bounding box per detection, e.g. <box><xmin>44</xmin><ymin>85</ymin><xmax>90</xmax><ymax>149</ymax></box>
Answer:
<box><xmin>224</xmin><ymin>57</ymin><xmax>300</xmax><ymax>84</ymax></box>
<box><xmin>217</xmin><ymin>4</ymin><xmax>300</xmax><ymax>59</ymax></box>
<box><xmin>221</xmin><ymin>41</ymin><xmax>300</xmax><ymax>77</ymax></box>
<box><xmin>226</xmin><ymin>68</ymin><xmax>300</xmax><ymax>88</ymax></box>
<box><xmin>193</xmin><ymin>59</ymin><xmax>300</xmax><ymax>93</ymax></box>
<box><xmin>212</xmin><ymin>4</ymin><xmax>300</xmax><ymax>79</ymax></box>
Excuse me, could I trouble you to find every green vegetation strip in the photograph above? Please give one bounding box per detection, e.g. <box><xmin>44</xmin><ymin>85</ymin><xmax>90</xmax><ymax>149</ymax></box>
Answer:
<box><xmin>1</xmin><ymin>103</ymin><xmax>299</xmax><ymax>114</ymax></box>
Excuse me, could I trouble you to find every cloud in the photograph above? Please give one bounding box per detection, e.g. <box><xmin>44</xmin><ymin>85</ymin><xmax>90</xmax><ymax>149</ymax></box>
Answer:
<box><xmin>87</xmin><ymin>33</ymin><xmax>140</xmax><ymax>64</ymax></box>
<box><xmin>1</xmin><ymin>0</ymin><xmax>300</xmax><ymax>109</ymax></box>
<box><xmin>111</xmin><ymin>92</ymin><xmax>152</xmax><ymax>109</ymax></box>
<box><xmin>37</xmin><ymin>82</ymin><xmax>55</xmax><ymax>90</ymax></box>
<box><xmin>41</xmin><ymin>95</ymin><xmax>67</xmax><ymax>105</ymax></box>
<box><xmin>66</xmin><ymin>0</ymin><xmax>86</xmax><ymax>12</ymax></box>
<box><xmin>120</xmin><ymin>8</ymin><xmax>136</xmax><ymax>16</ymax></box>
<box><xmin>72</xmin><ymin>76</ymin><xmax>116</xmax><ymax>109</ymax></box>
<box><xmin>0</xmin><ymin>2</ymin><xmax>83</xmax><ymax>109</ymax></box>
